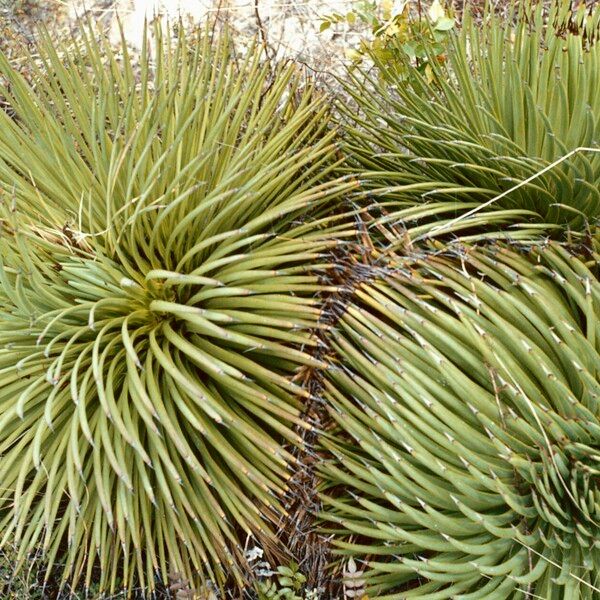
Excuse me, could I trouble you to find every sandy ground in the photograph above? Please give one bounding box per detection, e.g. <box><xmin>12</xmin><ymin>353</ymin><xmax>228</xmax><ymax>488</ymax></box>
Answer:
<box><xmin>0</xmin><ymin>0</ymin><xmax>364</xmax><ymax>82</ymax></box>
<box><xmin>66</xmin><ymin>0</ymin><xmax>360</xmax><ymax>76</ymax></box>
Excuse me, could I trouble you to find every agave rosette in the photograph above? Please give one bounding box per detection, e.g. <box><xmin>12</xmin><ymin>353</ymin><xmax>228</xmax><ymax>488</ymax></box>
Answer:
<box><xmin>321</xmin><ymin>242</ymin><xmax>600</xmax><ymax>598</ymax></box>
<box><xmin>343</xmin><ymin>1</ymin><xmax>600</xmax><ymax>244</ymax></box>
<box><xmin>0</xmin><ymin>24</ymin><xmax>355</xmax><ymax>593</ymax></box>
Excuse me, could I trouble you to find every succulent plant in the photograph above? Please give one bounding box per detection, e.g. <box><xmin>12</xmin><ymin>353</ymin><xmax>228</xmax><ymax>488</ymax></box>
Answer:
<box><xmin>1</xmin><ymin>2</ymin><xmax>599</xmax><ymax>598</ymax></box>
<box><xmin>321</xmin><ymin>242</ymin><xmax>600</xmax><ymax>598</ymax></box>
<box><xmin>342</xmin><ymin>1</ymin><xmax>600</xmax><ymax>244</ymax></box>
<box><xmin>0</xmin><ymin>24</ymin><xmax>354</xmax><ymax>594</ymax></box>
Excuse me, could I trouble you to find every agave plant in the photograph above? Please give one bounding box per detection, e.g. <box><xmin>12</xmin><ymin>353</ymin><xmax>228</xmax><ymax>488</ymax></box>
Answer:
<box><xmin>0</xmin><ymin>23</ymin><xmax>355</xmax><ymax>594</ymax></box>
<box><xmin>343</xmin><ymin>1</ymin><xmax>600</xmax><ymax>243</ymax></box>
<box><xmin>321</xmin><ymin>242</ymin><xmax>600</xmax><ymax>598</ymax></box>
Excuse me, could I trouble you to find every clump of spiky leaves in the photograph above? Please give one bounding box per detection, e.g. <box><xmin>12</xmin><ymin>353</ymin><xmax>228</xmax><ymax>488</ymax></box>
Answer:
<box><xmin>321</xmin><ymin>242</ymin><xmax>600</xmax><ymax>598</ymax></box>
<box><xmin>343</xmin><ymin>1</ymin><xmax>600</xmax><ymax>244</ymax></box>
<box><xmin>0</xmin><ymin>22</ymin><xmax>355</xmax><ymax>595</ymax></box>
